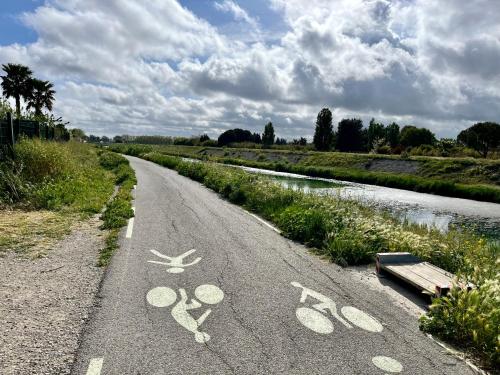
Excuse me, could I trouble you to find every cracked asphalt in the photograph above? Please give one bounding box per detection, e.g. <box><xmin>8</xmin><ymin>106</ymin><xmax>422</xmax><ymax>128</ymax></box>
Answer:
<box><xmin>72</xmin><ymin>156</ymin><xmax>475</xmax><ymax>375</ymax></box>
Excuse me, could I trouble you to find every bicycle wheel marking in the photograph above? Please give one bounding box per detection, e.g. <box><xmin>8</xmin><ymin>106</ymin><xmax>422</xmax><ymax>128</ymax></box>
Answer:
<box><xmin>372</xmin><ymin>356</ymin><xmax>403</xmax><ymax>373</ymax></box>
<box><xmin>341</xmin><ymin>306</ymin><xmax>383</xmax><ymax>333</ymax></box>
<box><xmin>296</xmin><ymin>307</ymin><xmax>334</xmax><ymax>334</ymax></box>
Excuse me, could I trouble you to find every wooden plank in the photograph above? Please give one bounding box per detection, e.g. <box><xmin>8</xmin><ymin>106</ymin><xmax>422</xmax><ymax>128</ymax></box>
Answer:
<box><xmin>384</xmin><ymin>264</ymin><xmax>437</xmax><ymax>293</ymax></box>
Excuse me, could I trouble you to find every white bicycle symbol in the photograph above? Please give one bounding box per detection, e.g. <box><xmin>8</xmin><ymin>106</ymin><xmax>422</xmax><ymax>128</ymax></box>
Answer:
<box><xmin>147</xmin><ymin>284</ymin><xmax>224</xmax><ymax>343</ymax></box>
<box><xmin>291</xmin><ymin>281</ymin><xmax>383</xmax><ymax>334</ymax></box>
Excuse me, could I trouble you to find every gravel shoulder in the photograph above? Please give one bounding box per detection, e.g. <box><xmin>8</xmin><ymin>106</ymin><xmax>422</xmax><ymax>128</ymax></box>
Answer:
<box><xmin>0</xmin><ymin>216</ymin><xmax>106</xmax><ymax>375</ymax></box>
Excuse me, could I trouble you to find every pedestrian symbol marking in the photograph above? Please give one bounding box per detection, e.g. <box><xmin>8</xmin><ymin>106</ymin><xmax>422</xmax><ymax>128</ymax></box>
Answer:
<box><xmin>148</xmin><ymin>249</ymin><xmax>201</xmax><ymax>273</ymax></box>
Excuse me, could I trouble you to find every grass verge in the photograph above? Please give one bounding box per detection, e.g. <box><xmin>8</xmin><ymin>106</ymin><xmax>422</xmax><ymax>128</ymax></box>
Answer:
<box><xmin>0</xmin><ymin>139</ymin><xmax>115</xmax><ymax>256</ymax></box>
<box><xmin>118</xmin><ymin>148</ymin><xmax>499</xmax><ymax>370</ymax></box>
<box><xmin>96</xmin><ymin>150</ymin><xmax>136</xmax><ymax>266</ymax></box>
<box><xmin>0</xmin><ymin>140</ymin><xmax>136</xmax><ymax>267</ymax></box>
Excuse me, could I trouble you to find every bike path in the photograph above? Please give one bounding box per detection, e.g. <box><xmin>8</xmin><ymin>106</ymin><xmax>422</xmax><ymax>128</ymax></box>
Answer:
<box><xmin>72</xmin><ymin>156</ymin><xmax>473</xmax><ymax>374</ymax></box>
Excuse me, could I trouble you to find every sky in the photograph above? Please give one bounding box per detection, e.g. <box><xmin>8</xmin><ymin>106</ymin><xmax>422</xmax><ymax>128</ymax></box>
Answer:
<box><xmin>0</xmin><ymin>0</ymin><xmax>499</xmax><ymax>139</ymax></box>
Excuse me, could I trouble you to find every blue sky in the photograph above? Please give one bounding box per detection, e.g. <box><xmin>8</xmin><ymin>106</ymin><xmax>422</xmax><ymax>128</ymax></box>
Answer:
<box><xmin>0</xmin><ymin>0</ymin><xmax>499</xmax><ymax>138</ymax></box>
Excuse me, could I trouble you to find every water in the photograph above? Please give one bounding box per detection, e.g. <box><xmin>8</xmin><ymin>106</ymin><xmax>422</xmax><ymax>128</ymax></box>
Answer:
<box><xmin>237</xmin><ymin>165</ymin><xmax>500</xmax><ymax>240</ymax></box>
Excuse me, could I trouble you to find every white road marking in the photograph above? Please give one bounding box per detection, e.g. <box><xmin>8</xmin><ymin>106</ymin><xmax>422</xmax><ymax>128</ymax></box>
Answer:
<box><xmin>125</xmin><ymin>207</ymin><xmax>135</xmax><ymax>238</ymax></box>
<box><xmin>147</xmin><ymin>284</ymin><xmax>224</xmax><ymax>343</ymax></box>
<box><xmin>147</xmin><ymin>287</ymin><xmax>177</xmax><ymax>307</ymax></box>
<box><xmin>148</xmin><ymin>249</ymin><xmax>201</xmax><ymax>273</ymax></box>
<box><xmin>86</xmin><ymin>357</ymin><xmax>103</xmax><ymax>375</ymax></box>
<box><xmin>371</xmin><ymin>356</ymin><xmax>403</xmax><ymax>373</ymax></box>
<box><xmin>340</xmin><ymin>306</ymin><xmax>383</xmax><ymax>333</ymax></box>
<box><xmin>296</xmin><ymin>307</ymin><xmax>334</xmax><ymax>334</ymax></box>
<box><xmin>194</xmin><ymin>284</ymin><xmax>224</xmax><ymax>305</ymax></box>
<box><xmin>245</xmin><ymin>210</ymin><xmax>281</xmax><ymax>233</ymax></box>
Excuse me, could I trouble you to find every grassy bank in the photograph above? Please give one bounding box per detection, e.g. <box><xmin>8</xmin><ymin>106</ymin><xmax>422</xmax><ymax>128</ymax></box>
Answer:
<box><xmin>96</xmin><ymin>150</ymin><xmax>136</xmax><ymax>266</ymax></box>
<box><xmin>117</xmin><ymin>148</ymin><xmax>498</xmax><ymax>369</ymax></box>
<box><xmin>110</xmin><ymin>144</ymin><xmax>500</xmax><ymax>203</ymax></box>
<box><xmin>0</xmin><ymin>139</ymin><xmax>135</xmax><ymax>262</ymax></box>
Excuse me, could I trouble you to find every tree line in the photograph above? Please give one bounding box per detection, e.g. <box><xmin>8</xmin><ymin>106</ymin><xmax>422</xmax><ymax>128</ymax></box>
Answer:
<box><xmin>212</xmin><ymin>108</ymin><xmax>499</xmax><ymax>157</ymax></box>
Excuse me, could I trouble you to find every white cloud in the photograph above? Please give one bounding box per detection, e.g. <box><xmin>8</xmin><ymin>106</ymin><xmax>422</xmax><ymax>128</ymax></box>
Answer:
<box><xmin>214</xmin><ymin>0</ymin><xmax>258</xmax><ymax>29</ymax></box>
<box><xmin>0</xmin><ymin>0</ymin><xmax>499</xmax><ymax>138</ymax></box>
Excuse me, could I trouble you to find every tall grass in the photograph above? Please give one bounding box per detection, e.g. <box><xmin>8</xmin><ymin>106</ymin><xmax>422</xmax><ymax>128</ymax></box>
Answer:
<box><xmin>0</xmin><ymin>139</ymin><xmax>114</xmax><ymax>213</ymax></box>
<box><xmin>115</xmin><ymin>147</ymin><xmax>499</xmax><ymax>368</ymax></box>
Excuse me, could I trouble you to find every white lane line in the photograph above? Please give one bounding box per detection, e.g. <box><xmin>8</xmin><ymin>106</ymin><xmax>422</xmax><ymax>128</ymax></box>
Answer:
<box><xmin>244</xmin><ymin>210</ymin><xmax>281</xmax><ymax>234</ymax></box>
<box><xmin>86</xmin><ymin>357</ymin><xmax>103</xmax><ymax>375</ymax></box>
<box><xmin>126</xmin><ymin>207</ymin><xmax>136</xmax><ymax>238</ymax></box>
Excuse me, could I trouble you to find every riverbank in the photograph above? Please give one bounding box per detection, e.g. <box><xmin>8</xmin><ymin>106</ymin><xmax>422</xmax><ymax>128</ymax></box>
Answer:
<box><xmin>114</xmin><ymin>148</ymin><xmax>499</xmax><ymax>370</ymax></box>
<box><xmin>109</xmin><ymin>144</ymin><xmax>500</xmax><ymax>203</ymax></box>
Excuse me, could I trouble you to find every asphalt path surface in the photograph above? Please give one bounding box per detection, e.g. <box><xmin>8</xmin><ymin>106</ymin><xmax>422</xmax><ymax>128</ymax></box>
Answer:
<box><xmin>73</xmin><ymin>156</ymin><xmax>474</xmax><ymax>375</ymax></box>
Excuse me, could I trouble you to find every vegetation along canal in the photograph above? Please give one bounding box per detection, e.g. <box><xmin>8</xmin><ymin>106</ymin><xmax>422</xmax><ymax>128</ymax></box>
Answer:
<box><xmin>236</xmin><ymin>165</ymin><xmax>500</xmax><ymax>240</ymax></box>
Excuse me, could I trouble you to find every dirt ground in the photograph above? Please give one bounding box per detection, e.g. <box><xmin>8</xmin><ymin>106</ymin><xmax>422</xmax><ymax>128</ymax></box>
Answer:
<box><xmin>0</xmin><ymin>216</ymin><xmax>105</xmax><ymax>375</ymax></box>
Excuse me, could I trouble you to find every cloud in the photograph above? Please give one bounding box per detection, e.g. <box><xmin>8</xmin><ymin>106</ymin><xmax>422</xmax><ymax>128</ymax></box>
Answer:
<box><xmin>214</xmin><ymin>0</ymin><xmax>258</xmax><ymax>28</ymax></box>
<box><xmin>0</xmin><ymin>0</ymin><xmax>499</xmax><ymax>139</ymax></box>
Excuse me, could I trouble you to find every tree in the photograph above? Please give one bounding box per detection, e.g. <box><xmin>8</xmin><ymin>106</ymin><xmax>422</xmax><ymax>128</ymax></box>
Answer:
<box><xmin>457</xmin><ymin>122</ymin><xmax>500</xmax><ymax>157</ymax></box>
<box><xmin>262</xmin><ymin>122</ymin><xmax>275</xmax><ymax>146</ymax></box>
<box><xmin>88</xmin><ymin>134</ymin><xmax>101</xmax><ymax>143</ymax></box>
<box><xmin>367</xmin><ymin>118</ymin><xmax>385</xmax><ymax>151</ymax></box>
<box><xmin>200</xmin><ymin>134</ymin><xmax>210</xmax><ymax>143</ymax></box>
<box><xmin>1</xmin><ymin>63</ymin><xmax>33</xmax><ymax>119</ymax></box>
<box><xmin>71</xmin><ymin>128</ymin><xmax>87</xmax><ymax>142</ymax></box>
<box><xmin>400</xmin><ymin>126</ymin><xmax>435</xmax><ymax>148</ymax></box>
<box><xmin>26</xmin><ymin>79</ymin><xmax>55</xmax><ymax>116</ymax></box>
<box><xmin>101</xmin><ymin>136</ymin><xmax>111</xmax><ymax>143</ymax></box>
<box><xmin>313</xmin><ymin>108</ymin><xmax>334</xmax><ymax>151</ymax></box>
<box><xmin>336</xmin><ymin>118</ymin><xmax>364</xmax><ymax>152</ymax></box>
<box><xmin>113</xmin><ymin>135</ymin><xmax>124</xmax><ymax>143</ymax></box>
<box><xmin>218</xmin><ymin>128</ymin><xmax>255</xmax><ymax>146</ymax></box>
<box><xmin>275</xmin><ymin>137</ymin><xmax>287</xmax><ymax>145</ymax></box>
<box><xmin>251</xmin><ymin>133</ymin><xmax>261</xmax><ymax>143</ymax></box>
<box><xmin>385</xmin><ymin>122</ymin><xmax>400</xmax><ymax>148</ymax></box>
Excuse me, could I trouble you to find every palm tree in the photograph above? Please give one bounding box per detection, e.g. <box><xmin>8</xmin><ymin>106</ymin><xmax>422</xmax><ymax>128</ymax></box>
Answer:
<box><xmin>1</xmin><ymin>63</ymin><xmax>33</xmax><ymax>119</ymax></box>
<box><xmin>27</xmin><ymin>79</ymin><xmax>56</xmax><ymax>117</ymax></box>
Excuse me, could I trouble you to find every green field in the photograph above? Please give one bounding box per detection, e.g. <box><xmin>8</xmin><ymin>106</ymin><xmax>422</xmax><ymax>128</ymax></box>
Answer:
<box><xmin>109</xmin><ymin>144</ymin><xmax>500</xmax><ymax>203</ymax></box>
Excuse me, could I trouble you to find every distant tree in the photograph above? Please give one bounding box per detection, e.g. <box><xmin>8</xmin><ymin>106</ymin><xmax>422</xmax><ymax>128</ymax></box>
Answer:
<box><xmin>251</xmin><ymin>132</ymin><xmax>261</xmax><ymax>143</ymax></box>
<box><xmin>26</xmin><ymin>79</ymin><xmax>55</xmax><ymax>116</ymax></box>
<box><xmin>101</xmin><ymin>136</ymin><xmax>110</xmax><ymax>143</ymax></box>
<box><xmin>457</xmin><ymin>122</ymin><xmax>500</xmax><ymax>157</ymax></box>
<box><xmin>200</xmin><ymin>134</ymin><xmax>210</xmax><ymax>143</ymax></box>
<box><xmin>113</xmin><ymin>135</ymin><xmax>124</xmax><ymax>143</ymax></box>
<box><xmin>88</xmin><ymin>134</ymin><xmax>101</xmax><ymax>143</ymax></box>
<box><xmin>336</xmin><ymin>118</ymin><xmax>364</xmax><ymax>152</ymax></box>
<box><xmin>367</xmin><ymin>118</ymin><xmax>385</xmax><ymax>151</ymax></box>
<box><xmin>262</xmin><ymin>122</ymin><xmax>275</xmax><ymax>146</ymax></box>
<box><xmin>400</xmin><ymin>126</ymin><xmax>435</xmax><ymax>148</ymax></box>
<box><xmin>385</xmin><ymin>122</ymin><xmax>400</xmax><ymax>148</ymax></box>
<box><xmin>275</xmin><ymin>137</ymin><xmax>287</xmax><ymax>145</ymax></box>
<box><xmin>313</xmin><ymin>108</ymin><xmax>334</xmax><ymax>151</ymax></box>
<box><xmin>71</xmin><ymin>128</ymin><xmax>87</xmax><ymax>141</ymax></box>
<box><xmin>1</xmin><ymin>63</ymin><xmax>33</xmax><ymax>119</ymax></box>
<box><xmin>133</xmin><ymin>135</ymin><xmax>173</xmax><ymax>145</ymax></box>
<box><xmin>218</xmin><ymin>128</ymin><xmax>255</xmax><ymax>146</ymax></box>
<box><xmin>299</xmin><ymin>137</ymin><xmax>307</xmax><ymax>146</ymax></box>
